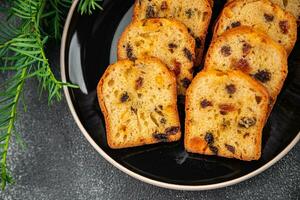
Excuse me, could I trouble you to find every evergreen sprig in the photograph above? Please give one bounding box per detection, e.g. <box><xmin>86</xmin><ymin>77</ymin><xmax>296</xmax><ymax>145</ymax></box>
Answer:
<box><xmin>0</xmin><ymin>0</ymin><xmax>102</xmax><ymax>189</ymax></box>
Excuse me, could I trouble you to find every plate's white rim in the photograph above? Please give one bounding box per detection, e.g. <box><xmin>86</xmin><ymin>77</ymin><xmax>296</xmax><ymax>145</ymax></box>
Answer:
<box><xmin>60</xmin><ymin>0</ymin><xmax>300</xmax><ymax>191</ymax></box>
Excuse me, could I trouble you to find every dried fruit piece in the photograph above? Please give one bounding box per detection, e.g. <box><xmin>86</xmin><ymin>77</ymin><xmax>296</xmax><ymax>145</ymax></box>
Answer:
<box><xmin>220</xmin><ymin>45</ymin><xmax>231</xmax><ymax>57</ymax></box>
<box><xmin>183</xmin><ymin>48</ymin><xmax>193</xmax><ymax>61</ymax></box>
<box><xmin>279</xmin><ymin>20</ymin><xmax>289</xmax><ymax>34</ymax></box>
<box><xmin>225</xmin><ymin>84</ymin><xmax>236</xmax><ymax>94</ymax></box>
<box><xmin>225</xmin><ymin>144</ymin><xmax>235</xmax><ymax>153</ymax></box>
<box><xmin>200</xmin><ymin>99</ymin><xmax>212</xmax><ymax>108</ymax></box>
<box><xmin>135</xmin><ymin>77</ymin><xmax>144</xmax><ymax>89</ymax></box>
<box><xmin>131</xmin><ymin>106</ymin><xmax>137</xmax><ymax>114</ymax></box>
<box><xmin>181</xmin><ymin>78</ymin><xmax>191</xmax><ymax>88</ymax></box>
<box><xmin>172</xmin><ymin>61</ymin><xmax>181</xmax><ymax>76</ymax></box>
<box><xmin>168</xmin><ymin>43</ymin><xmax>178</xmax><ymax>49</ymax></box>
<box><xmin>219</xmin><ymin>104</ymin><xmax>235</xmax><ymax>115</ymax></box>
<box><xmin>234</xmin><ymin>58</ymin><xmax>251</xmax><ymax>73</ymax></box>
<box><xmin>160</xmin><ymin>118</ymin><xmax>166</xmax><ymax>124</ymax></box>
<box><xmin>231</xmin><ymin>21</ymin><xmax>241</xmax><ymax>28</ymax></box>
<box><xmin>195</xmin><ymin>37</ymin><xmax>201</xmax><ymax>48</ymax></box>
<box><xmin>168</xmin><ymin>43</ymin><xmax>178</xmax><ymax>53</ymax></box>
<box><xmin>242</xmin><ymin>42</ymin><xmax>252</xmax><ymax>55</ymax></box>
<box><xmin>165</xmin><ymin>126</ymin><xmax>180</xmax><ymax>135</ymax></box>
<box><xmin>254</xmin><ymin>70</ymin><xmax>271</xmax><ymax>83</ymax></box>
<box><xmin>264</xmin><ymin>13</ymin><xmax>274</xmax><ymax>22</ymax></box>
<box><xmin>120</xmin><ymin>92</ymin><xmax>129</xmax><ymax>102</ymax></box>
<box><xmin>126</xmin><ymin>44</ymin><xmax>136</xmax><ymax>61</ymax></box>
<box><xmin>209</xmin><ymin>145</ymin><xmax>218</xmax><ymax>155</ymax></box>
<box><xmin>146</xmin><ymin>5</ymin><xmax>156</xmax><ymax>18</ymax></box>
<box><xmin>204</xmin><ymin>132</ymin><xmax>214</xmax><ymax>144</ymax></box>
<box><xmin>255</xmin><ymin>96</ymin><xmax>262</xmax><ymax>104</ymax></box>
<box><xmin>238</xmin><ymin>117</ymin><xmax>256</xmax><ymax>128</ymax></box>
<box><xmin>185</xmin><ymin>9</ymin><xmax>193</xmax><ymax>18</ymax></box>
<box><xmin>153</xmin><ymin>132</ymin><xmax>168</xmax><ymax>141</ymax></box>
<box><xmin>160</xmin><ymin>1</ymin><xmax>168</xmax><ymax>10</ymax></box>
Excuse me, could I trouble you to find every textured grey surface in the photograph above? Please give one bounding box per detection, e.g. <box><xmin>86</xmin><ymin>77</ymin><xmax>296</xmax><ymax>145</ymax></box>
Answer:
<box><xmin>0</xmin><ymin>67</ymin><xmax>299</xmax><ymax>200</ymax></box>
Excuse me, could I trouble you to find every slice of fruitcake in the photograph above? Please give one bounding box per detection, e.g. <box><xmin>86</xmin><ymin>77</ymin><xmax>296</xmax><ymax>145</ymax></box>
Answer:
<box><xmin>132</xmin><ymin>0</ymin><xmax>212</xmax><ymax>66</ymax></box>
<box><xmin>117</xmin><ymin>18</ymin><xmax>195</xmax><ymax>95</ymax></box>
<box><xmin>226</xmin><ymin>0</ymin><xmax>300</xmax><ymax>25</ymax></box>
<box><xmin>185</xmin><ymin>70</ymin><xmax>270</xmax><ymax>161</ymax></box>
<box><xmin>97</xmin><ymin>58</ymin><xmax>181</xmax><ymax>149</ymax></box>
<box><xmin>213</xmin><ymin>0</ymin><xmax>297</xmax><ymax>54</ymax></box>
<box><xmin>205</xmin><ymin>26</ymin><xmax>288</xmax><ymax>102</ymax></box>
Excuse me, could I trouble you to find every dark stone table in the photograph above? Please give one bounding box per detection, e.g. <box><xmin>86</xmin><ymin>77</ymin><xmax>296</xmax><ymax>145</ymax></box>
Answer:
<box><xmin>0</xmin><ymin>41</ymin><xmax>299</xmax><ymax>200</ymax></box>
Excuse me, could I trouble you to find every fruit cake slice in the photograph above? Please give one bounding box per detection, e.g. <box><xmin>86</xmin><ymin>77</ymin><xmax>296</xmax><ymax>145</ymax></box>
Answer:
<box><xmin>271</xmin><ymin>0</ymin><xmax>300</xmax><ymax>25</ymax></box>
<box><xmin>205</xmin><ymin>26</ymin><xmax>288</xmax><ymax>102</ymax></box>
<box><xmin>97</xmin><ymin>58</ymin><xmax>181</xmax><ymax>149</ymax></box>
<box><xmin>185</xmin><ymin>70</ymin><xmax>270</xmax><ymax>161</ymax></box>
<box><xmin>132</xmin><ymin>0</ymin><xmax>212</xmax><ymax>66</ymax></box>
<box><xmin>118</xmin><ymin>18</ymin><xmax>195</xmax><ymax>95</ymax></box>
<box><xmin>213</xmin><ymin>0</ymin><xmax>297</xmax><ymax>54</ymax></box>
<box><xmin>226</xmin><ymin>0</ymin><xmax>300</xmax><ymax>25</ymax></box>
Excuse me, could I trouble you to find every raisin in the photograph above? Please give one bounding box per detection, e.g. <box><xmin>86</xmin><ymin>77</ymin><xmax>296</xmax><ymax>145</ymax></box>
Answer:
<box><xmin>135</xmin><ymin>77</ymin><xmax>144</xmax><ymax>89</ymax></box>
<box><xmin>168</xmin><ymin>43</ymin><xmax>178</xmax><ymax>49</ymax></box>
<box><xmin>160</xmin><ymin>118</ymin><xmax>166</xmax><ymax>124</ymax></box>
<box><xmin>254</xmin><ymin>70</ymin><xmax>271</xmax><ymax>83</ymax></box>
<box><xmin>204</xmin><ymin>132</ymin><xmax>214</xmax><ymax>144</ymax></box>
<box><xmin>264</xmin><ymin>13</ymin><xmax>274</xmax><ymax>22</ymax></box>
<box><xmin>165</xmin><ymin>126</ymin><xmax>180</xmax><ymax>135</ymax></box>
<box><xmin>168</xmin><ymin>43</ymin><xmax>178</xmax><ymax>53</ymax></box>
<box><xmin>279</xmin><ymin>20</ymin><xmax>289</xmax><ymax>34</ymax></box>
<box><xmin>242</xmin><ymin>42</ymin><xmax>252</xmax><ymax>55</ymax></box>
<box><xmin>225</xmin><ymin>144</ymin><xmax>235</xmax><ymax>153</ymax></box>
<box><xmin>219</xmin><ymin>104</ymin><xmax>235</xmax><ymax>115</ymax></box>
<box><xmin>173</xmin><ymin>61</ymin><xmax>181</xmax><ymax>76</ymax></box>
<box><xmin>126</xmin><ymin>44</ymin><xmax>136</xmax><ymax>61</ymax></box>
<box><xmin>185</xmin><ymin>9</ymin><xmax>193</xmax><ymax>18</ymax></box>
<box><xmin>234</xmin><ymin>58</ymin><xmax>251</xmax><ymax>73</ymax></box>
<box><xmin>209</xmin><ymin>145</ymin><xmax>218</xmax><ymax>155</ymax></box>
<box><xmin>238</xmin><ymin>117</ymin><xmax>256</xmax><ymax>128</ymax></box>
<box><xmin>146</xmin><ymin>5</ymin><xmax>156</xmax><ymax>18</ymax></box>
<box><xmin>158</xmin><ymin>105</ymin><xmax>163</xmax><ymax>109</ymax></box>
<box><xmin>255</xmin><ymin>96</ymin><xmax>262</xmax><ymax>104</ymax></box>
<box><xmin>153</xmin><ymin>132</ymin><xmax>168</xmax><ymax>141</ymax></box>
<box><xmin>183</xmin><ymin>48</ymin><xmax>193</xmax><ymax>61</ymax></box>
<box><xmin>120</xmin><ymin>92</ymin><xmax>129</xmax><ymax>102</ymax></box>
<box><xmin>220</xmin><ymin>45</ymin><xmax>231</xmax><ymax>57</ymax></box>
<box><xmin>200</xmin><ymin>99</ymin><xmax>212</xmax><ymax>108</ymax></box>
<box><xmin>181</xmin><ymin>78</ymin><xmax>191</xmax><ymax>88</ymax></box>
<box><xmin>131</xmin><ymin>106</ymin><xmax>137</xmax><ymax>114</ymax></box>
<box><xmin>225</xmin><ymin>84</ymin><xmax>236</xmax><ymax>94</ymax></box>
<box><xmin>160</xmin><ymin>1</ymin><xmax>168</xmax><ymax>10</ymax></box>
<box><xmin>195</xmin><ymin>37</ymin><xmax>202</xmax><ymax>48</ymax></box>
<box><xmin>231</xmin><ymin>21</ymin><xmax>241</xmax><ymax>28</ymax></box>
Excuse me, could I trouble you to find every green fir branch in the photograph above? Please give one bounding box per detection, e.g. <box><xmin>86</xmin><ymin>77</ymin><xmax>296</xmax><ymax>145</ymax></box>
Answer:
<box><xmin>78</xmin><ymin>0</ymin><xmax>103</xmax><ymax>15</ymax></box>
<box><xmin>0</xmin><ymin>0</ymin><xmax>102</xmax><ymax>190</ymax></box>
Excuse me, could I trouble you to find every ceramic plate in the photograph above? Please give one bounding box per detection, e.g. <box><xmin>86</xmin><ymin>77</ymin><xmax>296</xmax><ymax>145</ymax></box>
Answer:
<box><xmin>60</xmin><ymin>0</ymin><xmax>300</xmax><ymax>190</ymax></box>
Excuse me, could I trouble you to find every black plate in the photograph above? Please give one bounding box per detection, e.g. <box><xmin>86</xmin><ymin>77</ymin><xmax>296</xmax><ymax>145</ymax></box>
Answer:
<box><xmin>62</xmin><ymin>0</ymin><xmax>300</xmax><ymax>188</ymax></box>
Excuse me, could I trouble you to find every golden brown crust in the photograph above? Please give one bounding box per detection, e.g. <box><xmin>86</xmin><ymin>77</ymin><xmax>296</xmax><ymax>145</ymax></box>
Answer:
<box><xmin>213</xmin><ymin>0</ymin><xmax>297</xmax><ymax>54</ymax></box>
<box><xmin>205</xmin><ymin>26</ymin><xmax>288</xmax><ymax>103</ymax></box>
<box><xmin>97</xmin><ymin>58</ymin><xmax>181</xmax><ymax>149</ymax></box>
<box><xmin>117</xmin><ymin>18</ymin><xmax>195</xmax><ymax>95</ymax></box>
<box><xmin>132</xmin><ymin>0</ymin><xmax>212</xmax><ymax>66</ymax></box>
<box><xmin>185</xmin><ymin>70</ymin><xmax>270</xmax><ymax>161</ymax></box>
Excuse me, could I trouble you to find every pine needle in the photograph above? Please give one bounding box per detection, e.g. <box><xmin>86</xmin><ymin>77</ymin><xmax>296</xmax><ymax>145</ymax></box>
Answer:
<box><xmin>0</xmin><ymin>0</ymin><xmax>102</xmax><ymax>189</ymax></box>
